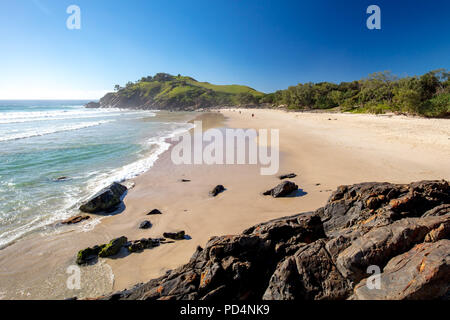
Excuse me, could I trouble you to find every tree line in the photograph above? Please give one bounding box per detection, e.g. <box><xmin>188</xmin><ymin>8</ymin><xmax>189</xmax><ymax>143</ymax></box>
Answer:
<box><xmin>260</xmin><ymin>69</ymin><xmax>449</xmax><ymax>117</ymax></box>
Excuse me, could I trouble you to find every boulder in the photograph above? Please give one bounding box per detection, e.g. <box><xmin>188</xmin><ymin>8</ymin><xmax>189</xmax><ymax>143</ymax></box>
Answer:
<box><xmin>98</xmin><ymin>236</ymin><xmax>128</xmax><ymax>258</ymax></box>
<box><xmin>79</xmin><ymin>182</ymin><xmax>127</xmax><ymax>213</ymax></box>
<box><xmin>76</xmin><ymin>245</ymin><xmax>105</xmax><ymax>265</ymax></box>
<box><xmin>209</xmin><ymin>185</ymin><xmax>225</xmax><ymax>197</ymax></box>
<box><xmin>263</xmin><ymin>181</ymin><xmax>298</xmax><ymax>198</ymax></box>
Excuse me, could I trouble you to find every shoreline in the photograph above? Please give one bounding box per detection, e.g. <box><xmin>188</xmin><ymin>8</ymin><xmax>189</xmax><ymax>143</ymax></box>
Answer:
<box><xmin>0</xmin><ymin>108</ymin><xmax>449</xmax><ymax>299</ymax></box>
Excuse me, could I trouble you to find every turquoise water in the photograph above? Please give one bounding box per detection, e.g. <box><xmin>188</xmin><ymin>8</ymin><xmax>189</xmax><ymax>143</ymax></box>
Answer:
<box><xmin>0</xmin><ymin>101</ymin><xmax>193</xmax><ymax>248</ymax></box>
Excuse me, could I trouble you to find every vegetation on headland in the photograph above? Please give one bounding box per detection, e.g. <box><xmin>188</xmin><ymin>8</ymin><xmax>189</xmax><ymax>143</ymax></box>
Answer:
<box><xmin>91</xmin><ymin>69</ymin><xmax>449</xmax><ymax>117</ymax></box>
<box><xmin>263</xmin><ymin>69</ymin><xmax>449</xmax><ymax>118</ymax></box>
<box><xmin>93</xmin><ymin>73</ymin><xmax>263</xmax><ymax>110</ymax></box>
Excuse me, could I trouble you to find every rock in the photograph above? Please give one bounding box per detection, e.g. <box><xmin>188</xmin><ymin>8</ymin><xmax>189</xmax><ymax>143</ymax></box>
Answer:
<box><xmin>163</xmin><ymin>231</ymin><xmax>186</xmax><ymax>240</ymax></box>
<box><xmin>85</xmin><ymin>102</ymin><xmax>100</xmax><ymax>108</ymax></box>
<box><xmin>263</xmin><ymin>181</ymin><xmax>298</xmax><ymax>198</ymax></box>
<box><xmin>180</xmin><ymin>179</ymin><xmax>191</xmax><ymax>182</ymax></box>
<box><xmin>278</xmin><ymin>173</ymin><xmax>297</xmax><ymax>180</ymax></box>
<box><xmin>61</xmin><ymin>215</ymin><xmax>90</xmax><ymax>225</ymax></box>
<box><xmin>55</xmin><ymin>176</ymin><xmax>70</xmax><ymax>181</ymax></box>
<box><xmin>76</xmin><ymin>245</ymin><xmax>105</xmax><ymax>265</ymax></box>
<box><xmin>79</xmin><ymin>182</ymin><xmax>127</xmax><ymax>213</ymax></box>
<box><xmin>99</xmin><ymin>180</ymin><xmax>449</xmax><ymax>301</ymax></box>
<box><xmin>147</xmin><ymin>209</ymin><xmax>162</xmax><ymax>215</ymax></box>
<box><xmin>128</xmin><ymin>238</ymin><xmax>160</xmax><ymax>253</ymax></box>
<box><xmin>98</xmin><ymin>236</ymin><xmax>128</xmax><ymax>258</ymax></box>
<box><xmin>209</xmin><ymin>185</ymin><xmax>225</xmax><ymax>197</ymax></box>
<box><xmin>352</xmin><ymin>240</ymin><xmax>450</xmax><ymax>300</ymax></box>
<box><xmin>139</xmin><ymin>220</ymin><xmax>152</xmax><ymax>229</ymax></box>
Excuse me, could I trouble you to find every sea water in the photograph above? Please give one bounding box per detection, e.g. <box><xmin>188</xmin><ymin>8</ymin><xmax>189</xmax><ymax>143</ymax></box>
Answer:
<box><xmin>0</xmin><ymin>100</ymin><xmax>194</xmax><ymax>249</ymax></box>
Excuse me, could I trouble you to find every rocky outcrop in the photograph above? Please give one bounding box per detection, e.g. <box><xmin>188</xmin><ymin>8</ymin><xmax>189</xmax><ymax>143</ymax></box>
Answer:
<box><xmin>79</xmin><ymin>182</ymin><xmax>127</xmax><ymax>214</ymax></box>
<box><xmin>99</xmin><ymin>180</ymin><xmax>449</xmax><ymax>300</ymax></box>
<box><xmin>263</xmin><ymin>181</ymin><xmax>298</xmax><ymax>197</ymax></box>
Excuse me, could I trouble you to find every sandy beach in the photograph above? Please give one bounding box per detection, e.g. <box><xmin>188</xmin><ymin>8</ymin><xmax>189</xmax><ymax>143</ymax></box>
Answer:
<box><xmin>0</xmin><ymin>108</ymin><xmax>449</xmax><ymax>299</ymax></box>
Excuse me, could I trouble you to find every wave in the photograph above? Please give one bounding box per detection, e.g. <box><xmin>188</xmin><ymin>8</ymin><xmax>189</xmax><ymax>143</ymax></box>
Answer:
<box><xmin>85</xmin><ymin>122</ymin><xmax>195</xmax><ymax>195</ymax></box>
<box><xmin>0</xmin><ymin>109</ymin><xmax>156</xmax><ymax>124</ymax></box>
<box><xmin>0</xmin><ymin>120</ymin><xmax>115</xmax><ymax>142</ymax></box>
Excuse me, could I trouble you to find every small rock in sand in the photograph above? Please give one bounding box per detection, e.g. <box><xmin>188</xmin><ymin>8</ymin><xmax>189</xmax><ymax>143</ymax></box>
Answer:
<box><xmin>263</xmin><ymin>181</ymin><xmax>298</xmax><ymax>198</ymax></box>
<box><xmin>139</xmin><ymin>220</ymin><xmax>152</xmax><ymax>229</ymax></box>
<box><xmin>278</xmin><ymin>173</ymin><xmax>297</xmax><ymax>180</ymax></box>
<box><xmin>61</xmin><ymin>215</ymin><xmax>90</xmax><ymax>225</ymax></box>
<box><xmin>147</xmin><ymin>209</ymin><xmax>162</xmax><ymax>215</ymax></box>
<box><xmin>210</xmin><ymin>185</ymin><xmax>225</xmax><ymax>197</ymax></box>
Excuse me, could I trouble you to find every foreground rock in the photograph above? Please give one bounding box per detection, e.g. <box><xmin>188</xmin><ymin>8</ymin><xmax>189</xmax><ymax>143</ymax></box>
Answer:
<box><xmin>263</xmin><ymin>181</ymin><xmax>298</xmax><ymax>198</ymax></box>
<box><xmin>79</xmin><ymin>182</ymin><xmax>127</xmax><ymax>214</ymax></box>
<box><xmin>99</xmin><ymin>180</ymin><xmax>449</xmax><ymax>300</ymax></box>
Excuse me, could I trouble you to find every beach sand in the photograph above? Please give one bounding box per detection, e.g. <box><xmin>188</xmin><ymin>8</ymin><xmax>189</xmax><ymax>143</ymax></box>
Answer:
<box><xmin>0</xmin><ymin>109</ymin><xmax>449</xmax><ymax>299</ymax></box>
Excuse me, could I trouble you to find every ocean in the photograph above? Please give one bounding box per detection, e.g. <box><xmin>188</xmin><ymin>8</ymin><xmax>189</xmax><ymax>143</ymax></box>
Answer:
<box><xmin>0</xmin><ymin>100</ymin><xmax>194</xmax><ymax>249</ymax></box>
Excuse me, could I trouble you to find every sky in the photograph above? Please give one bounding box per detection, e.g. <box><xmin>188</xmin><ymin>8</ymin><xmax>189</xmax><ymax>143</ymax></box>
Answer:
<box><xmin>0</xmin><ymin>0</ymin><xmax>449</xmax><ymax>99</ymax></box>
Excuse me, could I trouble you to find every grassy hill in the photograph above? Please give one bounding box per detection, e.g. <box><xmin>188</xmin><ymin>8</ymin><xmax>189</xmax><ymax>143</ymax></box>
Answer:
<box><xmin>94</xmin><ymin>73</ymin><xmax>264</xmax><ymax>110</ymax></box>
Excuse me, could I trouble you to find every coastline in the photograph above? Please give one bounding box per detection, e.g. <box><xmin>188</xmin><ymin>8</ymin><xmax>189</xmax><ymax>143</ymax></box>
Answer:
<box><xmin>0</xmin><ymin>108</ymin><xmax>449</xmax><ymax>299</ymax></box>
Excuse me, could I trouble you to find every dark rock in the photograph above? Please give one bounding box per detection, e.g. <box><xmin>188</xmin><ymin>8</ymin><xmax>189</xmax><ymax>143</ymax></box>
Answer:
<box><xmin>352</xmin><ymin>240</ymin><xmax>450</xmax><ymax>300</ymax></box>
<box><xmin>209</xmin><ymin>185</ymin><xmax>225</xmax><ymax>197</ymax></box>
<box><xmin>79</xmin><ymin>182</ymin><xmax>127</xmax><ymax>214</ymax></box>
<box><xmin>163</xmin><ymin>231</ymin><xmax>186</xmax><ymax>240</ymax></box>
<box><xmin>55</xmin><ymin>176</ymin><xmax>70</xmax><ymax>181</ymax></box>
<box><xmin>128</xmin><ymin>238</ymin><xmax>160</xmax><ymax>253</ymax></box>
<box><xmin>139</xmin><ymin>220</ymin><xmax>152</xmax><ymax>229</ymax></box>
<box><xmin>147</xmin><ymin>209</ymin><xmax>162</xmax><ymax>215</ymax></box>
<box><xmin>278</xmin><ymin>173</ymin><xmax>297</xmax><ymax>180</ymax></box>
<box><xmin>99</xmin><ymin>180</ymin><xmax>449</xmax><ymax>301</ymax></box>
<box><xmin>180</xmin><ymin>179</ymin><xmax>191</xmax><ymax>182</ymax></box>
<box><xmin>85</xmin><ymin>102</ymin><xmax>100</xmax><ymax>108</ymax></box>
<box><xmin>76</xmin><ymin>245</ymin><xmax>105</xmax><ymax>265</ymax></box>
<box><xmin>98</xmin><ymin>236</ymin><xmax>128</xmax><ymax>258</ymax></box>
<box><xmin>61</xmin><ymin>215</ymin><xmax>90</xmax><ymax>225</ymax></box>
<box><xmin>263</xmin><ymin>181</ymin><xmax>298</xmax><ymax>198</ymax></box>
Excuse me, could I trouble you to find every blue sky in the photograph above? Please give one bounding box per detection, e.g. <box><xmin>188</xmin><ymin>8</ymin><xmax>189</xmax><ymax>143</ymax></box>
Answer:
<box><xmin>0</xmin><ymin>0</ymin><xmax>449</xmax><ymax>99</ymax></box>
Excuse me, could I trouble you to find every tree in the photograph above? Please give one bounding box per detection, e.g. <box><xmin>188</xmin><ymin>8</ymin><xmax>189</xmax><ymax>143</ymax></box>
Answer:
<box><xmin>114</xmin><ymin>84</ymin><xmax>121</xmax><ymax>91</ymax></box>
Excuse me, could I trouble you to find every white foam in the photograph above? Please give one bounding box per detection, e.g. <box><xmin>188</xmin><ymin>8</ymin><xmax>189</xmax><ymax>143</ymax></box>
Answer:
<box><xmin>0</xmin><ymin>109</ymin><xmax>156</xmax><ymax>124</ymax></box>
<box><xmin>0</xmin><ymin>120</ymin><xmax>115</xmax><ymax>142</ymax></box>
